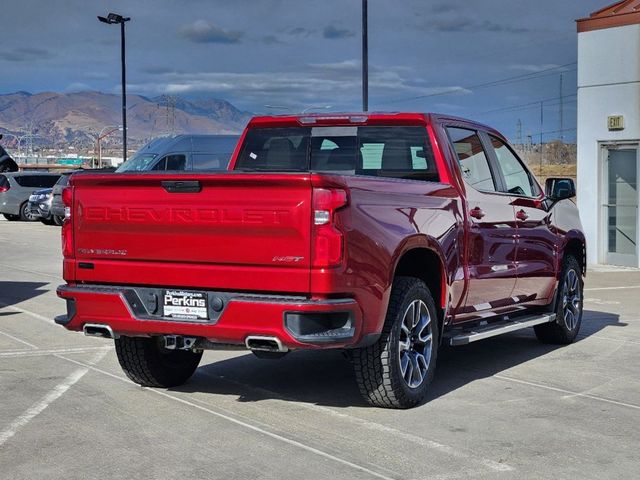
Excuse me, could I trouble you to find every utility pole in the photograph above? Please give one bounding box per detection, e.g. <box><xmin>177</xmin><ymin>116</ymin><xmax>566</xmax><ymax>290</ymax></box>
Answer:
<box><xmin>539</xmin><ymin>101</ymin><xmax>544</xmax><ymax>172</ymax></box>
<box><xmin>362</xmin><ymin>0</ymin><xmax>368</xmax><ymax>112</ymax></box>
<box><xmin>516</xmin><ymin>119</ymin><xmax>523</xmax><ymax>146</ymax></box>
<box><xmin>559</xmin><ymin>73</ymin><xmax>564</xmax><ymax>143</ymax></box>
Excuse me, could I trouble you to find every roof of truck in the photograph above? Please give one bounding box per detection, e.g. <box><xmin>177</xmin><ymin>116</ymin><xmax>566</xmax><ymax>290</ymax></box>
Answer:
<box><xmin>246</xmin><ymin>112</ymin><xmax>502</xmax><ymax>138</ymax></box>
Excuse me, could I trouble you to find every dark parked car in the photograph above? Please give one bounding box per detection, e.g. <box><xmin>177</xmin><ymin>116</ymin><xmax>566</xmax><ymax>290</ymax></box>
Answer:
<box><xmin>50</xmin><ymin>168</ymin><xmax>116</xmax><ymax>224</ymax></box>
<box><xmin>0</xmin><ymin>172</ymin><xmax>60</xmax><ymax>221</ymax></box>
<box><xmin>0</xmin><ymin>135</ymin><xmax>19</xmax><ymax>173</ymax></box>
<box><xmin>116</xmin><ymin>134</ymin><xmax>240</xmax><ymax>172</ymax></box>
<box><xmin>26</xmin><ymin>187</ymin><xmax>57</xmax><ymax>225</ymax></box>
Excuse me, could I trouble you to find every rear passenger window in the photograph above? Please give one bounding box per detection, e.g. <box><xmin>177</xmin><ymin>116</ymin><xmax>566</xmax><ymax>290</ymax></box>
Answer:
<box><xmin>447</xmin><ymin>127</ymin><xmax>496</xmax><ymax>192</ymax></box>
<box><xmin>15</xmin><ymin>175</ymin><xmax>59</xmax><ymax>188</ymax></box>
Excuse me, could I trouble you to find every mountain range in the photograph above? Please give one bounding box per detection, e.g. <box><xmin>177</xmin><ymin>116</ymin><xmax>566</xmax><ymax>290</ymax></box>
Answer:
<box><xmin>0</xmin><ymin>91</ymin><xmax>253</xmax><ymax>146</ymax></box>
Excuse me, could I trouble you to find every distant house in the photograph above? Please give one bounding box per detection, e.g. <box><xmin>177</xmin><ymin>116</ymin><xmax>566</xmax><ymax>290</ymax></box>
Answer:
<box><xmin>577</xmin><ymin>0</ymin><xmax>640</xmax><ymax>266</ymax></box>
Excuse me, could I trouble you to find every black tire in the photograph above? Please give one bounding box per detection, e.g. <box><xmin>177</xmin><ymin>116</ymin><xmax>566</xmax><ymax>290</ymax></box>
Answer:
<box><xmin>19</xmin><ymin>202</ymin><xmax>38</xmax><ymax>222</ymax></box>
<box><xmin>40</xmin><ymin>216</ymin><xmax>56</xmax><ymax>226</ymax></box>
<box><xmin>114</xmin><ymin>336</ymin><xmax>203</xmax><ymax>388</ymax></box>
<box><xmin>534</xmin><ymin>255</ymin><xmax>583</xmax><ymax>344</ymax></box>
<box><xmin>3</xmin><ymin>213</ymin><xmax>19</xmax><ymax>221</ymax></box>
<box><xmin>53</xmin><ymin>215</ymin><xmax>64</xmax><ymax>226</ymax></box>
<box><xmin>353</xmin><ymin>277</ymin><xmax>439</xmax><ymax>409</ymax></box>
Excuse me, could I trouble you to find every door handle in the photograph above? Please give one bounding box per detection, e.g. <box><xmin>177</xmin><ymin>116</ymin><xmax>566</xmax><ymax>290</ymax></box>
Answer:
<box><xmin>469</xmin><ymin>207</ymin><xmax>485</xmax><ymax>219</ymax></box>
<box><xmin>161</xmin><ymin>180</ymin><xmax>202</xmax><ymax>193</ymax></box>
<box><xmin>516</xmin><ymin>209</ymin><xmax>529</xmax><ymax>221</ymax></box>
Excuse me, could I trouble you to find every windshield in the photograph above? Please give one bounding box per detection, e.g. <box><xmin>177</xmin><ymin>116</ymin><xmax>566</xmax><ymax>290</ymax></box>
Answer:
<box><xmin>235</xmin><ymin>126</ymin><xmax>439</xmax><ymax>181</ymax></box>
<box><xmin>116</xmin><ymin>153</ymin><xmax>158</xmax><ymax>172</ymax></box>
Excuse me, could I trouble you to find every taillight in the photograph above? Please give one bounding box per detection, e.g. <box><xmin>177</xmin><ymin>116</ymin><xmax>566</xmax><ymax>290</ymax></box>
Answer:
<box><xmin>0</xmin><ymin>185</ymin><xmax>9</xmax><ymax>193</ymax></box>
<box><xmin>61</xmin><ymin>187</ymin><xmax>73</xmax><ymax>257</ymax></box>
<box><xmin>312</xmin><ymin>188</ymin><xmax>348</xmax><ymax>268</ymax></box>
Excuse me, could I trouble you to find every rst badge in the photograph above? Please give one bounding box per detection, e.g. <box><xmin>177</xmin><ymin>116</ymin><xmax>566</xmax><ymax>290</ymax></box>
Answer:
<box><xmin>163</xmin><ymin>290</ymin><xmax>208</xmax><ymax>320</ymax></box>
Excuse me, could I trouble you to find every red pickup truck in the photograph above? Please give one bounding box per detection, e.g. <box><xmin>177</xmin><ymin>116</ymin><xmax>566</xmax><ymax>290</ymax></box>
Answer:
<box><xmin>56</xmin><ymin>113</ymin><xmax>585</xmax><ymax>409</ymax></box>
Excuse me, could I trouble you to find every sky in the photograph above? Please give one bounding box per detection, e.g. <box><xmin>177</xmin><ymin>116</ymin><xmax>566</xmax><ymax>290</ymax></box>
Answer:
<box><xmin>0</xmin><ymin>0</ymin><xmax>611</xmax><ymax>142</ymax></box>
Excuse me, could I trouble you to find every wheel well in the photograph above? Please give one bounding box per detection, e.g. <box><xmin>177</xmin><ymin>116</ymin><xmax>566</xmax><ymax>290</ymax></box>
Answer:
<box><xmin>394</xmin><ymin>248</ymin><xmax>445</xmax><ymax>333</ymax></box>
<box><xmin>564</xmin><ymin>239</ymin><xmax>586</xmax><ymax>276</ymax></box>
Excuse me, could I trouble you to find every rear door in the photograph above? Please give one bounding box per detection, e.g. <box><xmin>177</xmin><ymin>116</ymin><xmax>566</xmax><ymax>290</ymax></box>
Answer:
<box><xmin>446</xmin><ymin>127</ymin><xmax>518</xmax><ymax>321</ymax></box>
<box><xmin>486</xmin><ymin>135</ymin><xmax>557</xmax><ymax>303</ymax></box>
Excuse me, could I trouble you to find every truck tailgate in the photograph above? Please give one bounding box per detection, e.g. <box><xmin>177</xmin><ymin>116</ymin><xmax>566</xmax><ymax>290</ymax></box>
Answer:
<box><xmin>69</xmin><ymin>173</ymin><xmax>313</xmax><ymax>293</ymax></box>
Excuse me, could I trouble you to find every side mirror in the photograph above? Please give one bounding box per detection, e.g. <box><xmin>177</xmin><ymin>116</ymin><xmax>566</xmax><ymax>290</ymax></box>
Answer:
<box><xmin>545</xmin><ymin>177</ymin><xmax>575</xmax><ymax>201</ymax></box>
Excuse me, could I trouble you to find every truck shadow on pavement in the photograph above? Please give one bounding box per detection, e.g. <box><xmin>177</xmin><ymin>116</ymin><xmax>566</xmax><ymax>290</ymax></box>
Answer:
<box><xmin>173</xmin><ymin>309</ymin><xmax>625</xmax><ymax>408</ymax></box>
<box><xmin>0</xmin><ymin>281</ymin><xmax>49</xmax><ymax>316</ymax></box>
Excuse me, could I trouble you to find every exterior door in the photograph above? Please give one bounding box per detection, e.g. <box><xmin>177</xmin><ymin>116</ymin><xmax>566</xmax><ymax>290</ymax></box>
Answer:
<box><xmin>446</xmin><ymin>127</ymin><xmax>517</xmax><ymax>322</ymax></box>
<box><xmin>486</xmin><ymin>135</ymin><xmax>557</xmax><ymax>303</ymax></box>
<box><xmin>603</xmin><ymin>146</ymin><xmax>639</xmax><ymax>267</ymax></box>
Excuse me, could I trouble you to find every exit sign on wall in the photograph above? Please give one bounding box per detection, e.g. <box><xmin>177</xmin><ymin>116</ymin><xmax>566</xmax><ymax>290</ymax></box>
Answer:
<box><xmin>608</xmin><ymin>115</ymin><xmax>625</xmax><ymax>131</ymax></box>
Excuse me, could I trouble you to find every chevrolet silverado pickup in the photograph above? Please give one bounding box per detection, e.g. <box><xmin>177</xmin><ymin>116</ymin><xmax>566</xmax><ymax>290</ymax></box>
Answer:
<box><xmin>56</xmin><ymin>113</ymin><xmax>585</xmax><ymax>409</ymax></box>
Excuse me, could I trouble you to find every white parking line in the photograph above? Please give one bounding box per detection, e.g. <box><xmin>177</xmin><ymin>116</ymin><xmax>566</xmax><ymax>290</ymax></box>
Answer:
<box><xmin>196</xmin><ymin>370</ymin><xmax>514</xmax><ymax>473</ymax></box>
<box><xmin>584</xmin><ymin>285</ymin><xmax>640</xmax><ymax>291</ymax></box>
<box><xmin>55</xmin><ymin>354</ymin><xmax>421</xmax><ymax>480</ymax></box>
<box><xmin>0</xmin><ymin>302</ymin><xmax>58</xmax><ymax>326</ymax></box>
<box><xmin>0</xmin><ymin>349</ymin><xmax>108</xmax><ymax>447</ymax></box>
<box><xmin>0</xmin><ymin>346</ymin><xmax>112</xmax><ymax>358</ymax></box>
<box><xmin>0</xmin><ymin>330</ymin><xmax>38</xmax><ymax>349</ymax></box>
<box><xmin>494</xmin><ymin>375</ymin><xmax>640</xmax><ymax>410</ymax></box>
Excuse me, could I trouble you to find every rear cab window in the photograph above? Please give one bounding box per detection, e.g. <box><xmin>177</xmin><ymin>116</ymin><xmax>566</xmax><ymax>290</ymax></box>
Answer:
<box><xmin>235</xmin><ymin>126</ymin><xmax>440</xmax><ymax>182</ymax></box>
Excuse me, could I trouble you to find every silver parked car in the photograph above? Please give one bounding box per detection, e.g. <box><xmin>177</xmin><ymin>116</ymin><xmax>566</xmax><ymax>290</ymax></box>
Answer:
<box><xmin>0</xmin><ymin>172</ymin><xmax>61</xmax><ymax>221</ymax></box>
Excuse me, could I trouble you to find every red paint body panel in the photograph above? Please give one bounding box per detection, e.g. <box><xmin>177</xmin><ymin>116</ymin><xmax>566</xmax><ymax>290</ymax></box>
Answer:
<box><xmin>57</xmin><ymin>113</ymin><xmax>585</xmax><ymax>348</ymax></box>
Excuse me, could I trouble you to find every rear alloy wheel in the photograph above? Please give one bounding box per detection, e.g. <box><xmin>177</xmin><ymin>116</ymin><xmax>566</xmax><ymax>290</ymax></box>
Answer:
<box><xmin>115</xmin><ymin>336</ymin><xmax>203</xmax><ymax>388</ymax></box>
<box><xmin>535</xmin><ymin>255</ymin><xmax>583</xmax><ymax>344</ymax></box>
<box><xmin>353</xmin><ymin>277</ymin><xmax>438</xmax><ymax>408</ymax></box>
<box><xmin>19</xmin><ymin>202</ymin><xmax>38</xmax><ymax>222</ymax></box>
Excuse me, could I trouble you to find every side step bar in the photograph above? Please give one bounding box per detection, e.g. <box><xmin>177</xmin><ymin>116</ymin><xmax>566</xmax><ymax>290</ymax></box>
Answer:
<box><xmin>445</xmin><ymin>313</ymin><xmax>556</xmax><ymax>346</ymax></box>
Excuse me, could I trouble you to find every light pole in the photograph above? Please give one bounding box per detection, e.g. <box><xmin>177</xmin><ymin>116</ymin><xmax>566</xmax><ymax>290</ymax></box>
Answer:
<box><xmin>98</xmin><ymin>12</ymin><xmax>131</xmax><ymax>163</ymax></box>
<box><xmin>95</xmin><ymin>126</ymin><xmax>122</xmax><ymax>168</ymax></box>
<box><xmin>362</xmin><ymin>0</ymin><xmax>368</xmax><ymax>112</ymax></box>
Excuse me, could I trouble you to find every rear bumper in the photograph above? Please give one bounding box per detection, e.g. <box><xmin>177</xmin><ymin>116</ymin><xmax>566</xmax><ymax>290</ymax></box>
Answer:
<box><xmin>56</xmin><ymin>284</ymin><xmax>368</xmax><ymax>350</ymax></box>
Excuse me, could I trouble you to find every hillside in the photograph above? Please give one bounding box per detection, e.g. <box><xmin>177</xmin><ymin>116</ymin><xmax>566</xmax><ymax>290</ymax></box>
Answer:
<box><xmin>0</xmin><ymin>91</ymin><xmax>252</xmax><ymax>145</ymax></box>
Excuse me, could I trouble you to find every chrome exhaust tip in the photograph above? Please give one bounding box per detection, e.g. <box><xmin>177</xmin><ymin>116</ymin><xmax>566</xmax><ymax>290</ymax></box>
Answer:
<box><xmin>83</xmin><ymin>323</ymin><xmax>117</xmax><ymax>339</ymax></box>
<box><xmin>245</xmin><ymin>335</ymin><xmax>288</xmax><ymax>353</ymax></box>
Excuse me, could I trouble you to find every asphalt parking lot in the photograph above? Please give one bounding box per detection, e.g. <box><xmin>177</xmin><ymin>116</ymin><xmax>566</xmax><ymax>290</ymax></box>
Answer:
<box><xmin>0</xmin><ymin>217</ymin><xmax>638</xmax><ymax>479</ymax></box>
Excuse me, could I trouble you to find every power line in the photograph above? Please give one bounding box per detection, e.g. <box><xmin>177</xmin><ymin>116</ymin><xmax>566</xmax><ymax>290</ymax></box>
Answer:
<box><xmin>471</xmin><ymin>94</ymin><xmax>577</xmax><ymax>116</ymax></box>
<box><xmin>378</xmin><ymin>62</ymin><xmax>577</xmax><ymax>106</ymax></box>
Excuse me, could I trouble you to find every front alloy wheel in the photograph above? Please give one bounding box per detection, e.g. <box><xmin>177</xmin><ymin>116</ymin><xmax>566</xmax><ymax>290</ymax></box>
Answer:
<box><xmin>535</xmin><ymin>255</ymin><xmax>583</xmax><ymax>344</ymax></box>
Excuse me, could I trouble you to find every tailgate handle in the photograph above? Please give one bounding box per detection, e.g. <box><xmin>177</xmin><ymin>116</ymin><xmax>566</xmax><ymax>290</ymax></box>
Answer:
<box><xmin>161</xmin><ymin>180</ymin><xmax>202</xmax><ymax>193</ymax></box>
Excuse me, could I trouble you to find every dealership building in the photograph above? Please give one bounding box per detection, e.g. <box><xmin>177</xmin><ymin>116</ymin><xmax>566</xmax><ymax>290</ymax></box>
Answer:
<box><xmin>577</xmin><ymin>1</ymin><xmax>640</xmax><ymax>267</ymax></box>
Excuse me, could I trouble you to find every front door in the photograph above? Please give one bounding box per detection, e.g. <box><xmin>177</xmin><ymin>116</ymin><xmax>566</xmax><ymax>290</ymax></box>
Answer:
<box><xmin>603</xmin><ymin>146</ymin><xmax>639</xmax><ymax>267</ymax></box>
<box><xmin>486</xmin><ymin>134</ymin><xmax>557</xmax><ymax>303</ymax></box>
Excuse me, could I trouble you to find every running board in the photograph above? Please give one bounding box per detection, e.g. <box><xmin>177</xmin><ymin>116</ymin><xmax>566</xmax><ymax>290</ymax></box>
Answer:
<box><xmin>445</xmin><ymin>313</ymin><xmax>556</xmax><ymax>346</ymax></box>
